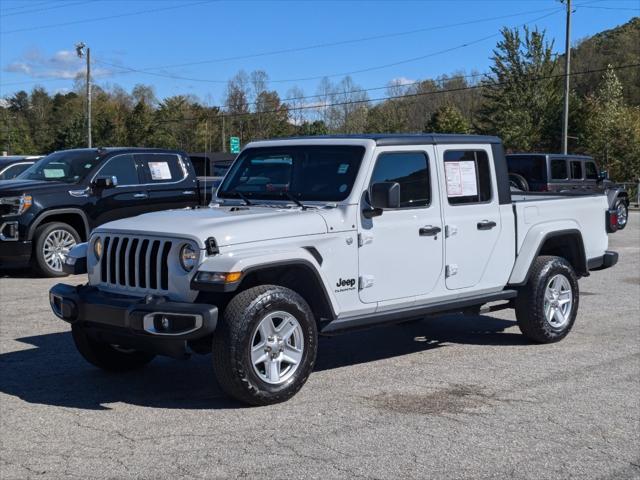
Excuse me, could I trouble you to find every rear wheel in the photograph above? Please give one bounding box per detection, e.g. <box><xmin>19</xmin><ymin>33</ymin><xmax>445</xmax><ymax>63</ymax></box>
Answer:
<box><xmin>33</xmin><ymin>222</ymin><xmax>80</xmax><ymax>277</ymax></box>
<box><xmin>515</xmin><ymin>256</ymin><xmax>579</xmax><ymax>343</ymax></box>
<box><xmin>212</xmin><ymin>285</ymin><xmax>318</xmax><ymax>405</ymax></box>
<box><xmin>509</xmin><ymin>173</ymin><xmax>529</xmax><ymax>192</ymax></box>
<box><xmin>615</xmin><ymin>199</ymin><xmax>628</xmax><ymax>230</ymax></box>
<box><xmin>71</xmin><ymin>324</ymin><xmax>155</xmax><ymax>372</ymax></box>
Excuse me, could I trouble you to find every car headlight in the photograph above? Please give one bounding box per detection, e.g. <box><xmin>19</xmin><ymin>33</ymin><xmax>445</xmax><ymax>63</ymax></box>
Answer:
<box><xmin>179</xmin><ymin>244</ymin><xmax>198</xmax><ymax>272</ymax></box>
<box><xmin>0</xmin><ymin>194</ymin><xmax>32</xmax><ymax>217</ymax></box>
<box><xmin>93</xmin><ymin>237</ymin><xmax>103</xmax><ymax>260</ymax></box>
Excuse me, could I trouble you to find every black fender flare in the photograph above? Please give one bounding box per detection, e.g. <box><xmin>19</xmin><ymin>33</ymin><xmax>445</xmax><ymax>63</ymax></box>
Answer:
<box><xmin>28</xmin><ymin>208</ymin><xmax>91</xmax><ymax>241</ymax></box>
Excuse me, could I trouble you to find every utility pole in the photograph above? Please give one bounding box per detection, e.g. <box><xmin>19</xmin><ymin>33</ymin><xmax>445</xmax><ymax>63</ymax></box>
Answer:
<box><xmin>75</xmin><ymin>42</ymin><xmax>91</xmax><ymax>148</ymax></box>
<box><xmin>561</xmin><ymin>0</ymin><xmax>572</xmax><ymax>155</ymax></box>
<box><xmin>221</xmin><ymin>111</ymin><xmax>226</xmax><ymax>152</ymax></box>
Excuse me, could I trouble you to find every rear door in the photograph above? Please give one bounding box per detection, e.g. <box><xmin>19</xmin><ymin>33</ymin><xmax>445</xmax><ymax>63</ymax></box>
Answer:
<box><xmin>136</xmin><ymin>153</ymin><xmax>199</xmax><ymax>211</ymax></box>
<box><xmin>549</xmin><ymin>157</ymin><xmax>570</xmax><ymax>192</ymax></box>
<box><xmin>436</xmin><ymin>145</ymin><xmax>501</xmax><ymax>290</ymax></box>
<box><xmin>583</xmin><ymin>160</ymin><xmax>599</xmax><ymax>193</ymax></box>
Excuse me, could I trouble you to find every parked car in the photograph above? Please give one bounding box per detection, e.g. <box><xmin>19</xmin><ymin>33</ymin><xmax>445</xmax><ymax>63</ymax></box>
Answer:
<box><xmin>506</xmin><ymin>153</ymin><xmax>630</xmax><ymax>229</ymax></box>
<box><xmin>188</xmin><ymin>152</ymin><xmax>235</xmax><ymax>194</ymax></box>
<box><xmin>50</xmin><ymin>134</ymin><xmax>619</xmax><ymax>405</ymax></box>
<box><xmin>0</xmin><ymin>155</ymin><xmax>42</xmax><ymax>180</ymax></box>
<box><xmin>0</xmin><ymin>147</ymin><xmax>212</xmax><ymax>276</ymax></box>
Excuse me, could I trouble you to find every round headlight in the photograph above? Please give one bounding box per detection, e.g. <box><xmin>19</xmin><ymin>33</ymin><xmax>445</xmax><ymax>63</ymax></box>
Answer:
<box><xmin>93</xmin><ymin>237</ymin><xmax>103</xmax><ymax>260</ymax></box>
<box><xmin>179</xmin><ymin>244</ymin><xmax>197</xmax><ymax>272</ymax></box>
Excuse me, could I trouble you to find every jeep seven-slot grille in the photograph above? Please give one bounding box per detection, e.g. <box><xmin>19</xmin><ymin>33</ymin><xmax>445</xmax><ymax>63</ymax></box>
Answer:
<box><xmin>100</xmin><ymin>235</ymin><xmax>172</xmax><ymax>291</ymax></box>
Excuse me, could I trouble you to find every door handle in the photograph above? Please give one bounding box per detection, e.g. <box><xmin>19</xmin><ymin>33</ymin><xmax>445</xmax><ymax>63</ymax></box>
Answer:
<box><xmin>133</xmin><ymin>193</ymin><xmax>148</xmax><ymax>199</ymax></box>
<box><xmin>419</xmin><ymin>226</ymin><xmax>441</xmax><ymax>237</ymax></box>
<box><xmin>477</xmin><ymin>220</ymin><xmax>497</xmax><ymax>230</ymax></box>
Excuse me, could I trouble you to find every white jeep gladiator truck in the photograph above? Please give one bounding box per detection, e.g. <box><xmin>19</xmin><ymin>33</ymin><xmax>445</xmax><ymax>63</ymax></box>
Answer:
<box><xmin>50</xmin><ymin>134</ymin><xmax>620</xmax><ymax>405</ymax></box>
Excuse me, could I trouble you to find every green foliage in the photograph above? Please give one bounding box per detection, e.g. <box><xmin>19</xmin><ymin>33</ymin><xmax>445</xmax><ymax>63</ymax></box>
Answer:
<box><xmin>425</xmin><ymin>105</ymin><xmax>471</xmax><ymax>134</ymax></box>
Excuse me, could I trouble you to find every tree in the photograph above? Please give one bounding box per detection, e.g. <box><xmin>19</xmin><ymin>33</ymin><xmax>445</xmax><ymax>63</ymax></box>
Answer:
<box><xmin>479</xmin><ymin>26</ymin><xmax>561</xmax><ymax>151</ymax></box>
<box><xmin>425</xmin><ymin>105</ymin><xmax>471</xmax><ymax>133</ymax></box>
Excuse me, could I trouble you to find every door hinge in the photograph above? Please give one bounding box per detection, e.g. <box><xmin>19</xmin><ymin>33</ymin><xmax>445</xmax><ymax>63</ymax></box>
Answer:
<box><xmin>445</xmin><ymin>225</ymin><xmax>458</xmax><ymax>238</ymax></box>
<box><xmin>445</xmin><ymin>264</ymin><xmax>458</xmax><ymax>277</ymax></box>
<box><xmin>358</xmin><ymin>233</ymin><xmax>374</xmax><ymax>247</ymax></box>
<box><xmin>359</xmin><ymin>275</ymin><xmax>375</xmax><ymax>290</ymax></box>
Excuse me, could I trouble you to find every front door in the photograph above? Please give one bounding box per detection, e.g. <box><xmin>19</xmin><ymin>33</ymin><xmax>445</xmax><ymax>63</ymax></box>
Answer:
<box><xmin>358</xmin><ymin>147</ymin><xmax>443</xmax><ymax>304</ymax></box>
<box><xmin>436</xmin><ymin>146</ymin><xmax>501</xmax><ymax>290</ymax></box>
<box><xmin>136</xmin><ymin>153</ymin><xmax>200</xmax><ymax>211</ymax></box>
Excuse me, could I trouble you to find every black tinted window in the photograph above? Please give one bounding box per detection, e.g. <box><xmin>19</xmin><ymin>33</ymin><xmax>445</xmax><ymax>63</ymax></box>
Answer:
<box><xmin>570</xmin><ymin>161</ymin><xmax>583</xmax><ymax>179</ymax></box>
<box><xmin>137</xmin><ymin>154</ymin><xmax>184</xmax><ymax>183</ymax></box>
<box><xmin>585</xmin><ymin>162</ymin><xmax>598</xmax><ymax>180</ymax></box>
<box><xmin>370</xmin><ymin>152</ymin><xmax>430</xmax><ymax>208</ymax></box>
<box><xmin>219</xmin><ymin>146</ymin><xmax>365</xmax><ymax>202</ymax></box>
<box><xmin>0</xmin><ymin>163</ymin><xmax>32</xmax><ymax>180</ymax></box>
<box><xmin>98</xmin><ymin>155</ymin><xmax>139</xmax><ymax>185</ymax></box>
<box><xmin>444</xmin><ymin>150</ymin><xmax>492</xmax><ymax>205</ymax></box>
<box><xmin>507</xmin><ymin>155</ymin><xmax>546</xmax><ymax>182</ymax></box>
<box><xmin>551</xmin><ymin>159</ymin><xmax>568</xmax><ymax>180</ymax></box>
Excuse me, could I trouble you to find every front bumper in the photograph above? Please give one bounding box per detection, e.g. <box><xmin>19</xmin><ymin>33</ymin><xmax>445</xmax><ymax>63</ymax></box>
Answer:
<box><xmin>49</xmin><ymin>283</ymin><xmax>218</xmax><ymax>358</ymax></box>
<box><xmin>0</xmin><ymin>239</ymin><xmax>32</xmax><ymax>268</ymax></box>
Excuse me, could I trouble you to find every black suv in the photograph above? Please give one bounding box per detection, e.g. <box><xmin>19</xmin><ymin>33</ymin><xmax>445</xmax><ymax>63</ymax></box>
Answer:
<box><xmin>506</xmin><ymin>153</ymin><xmax>630</xmax><ymax>229</ymax></box>
<box><xmin>0</xmin><ymin>148</ymin><xmax>208</xmax><ymax>276</ymax></box>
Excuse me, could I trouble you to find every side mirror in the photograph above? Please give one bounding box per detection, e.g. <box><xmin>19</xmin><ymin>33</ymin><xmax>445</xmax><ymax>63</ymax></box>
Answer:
<box><xmin>363</xmin><ymin>182</ymin><xmax>400</xmax><ymax>219</ymax></box>
<box><xmin>92</xmin><ymin>176</ymin><xmax>118</xmax><ymax>189</ymax></box>
<box><xmin>598</xmin><ymin>170</ymin><xmax>609</xmax><ymax>182</ymax></box>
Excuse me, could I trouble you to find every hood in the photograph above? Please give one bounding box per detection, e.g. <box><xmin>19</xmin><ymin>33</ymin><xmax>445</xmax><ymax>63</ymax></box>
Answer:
<box><xmin>94</xmin><ymin>205</ymin><xmax>329</xmax><ymax>247</ymax></box>
<box><xmin>0</xmin><ymin>179</ymin><xmax>68</xmax><ymax>195</ymax></box>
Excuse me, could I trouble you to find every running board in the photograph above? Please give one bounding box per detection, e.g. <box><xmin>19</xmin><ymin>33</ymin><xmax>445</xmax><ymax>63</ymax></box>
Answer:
<box><xmin>321</xmin><ymin>290</ymin><xmax>518</xmax><ymax>334</ymax></box>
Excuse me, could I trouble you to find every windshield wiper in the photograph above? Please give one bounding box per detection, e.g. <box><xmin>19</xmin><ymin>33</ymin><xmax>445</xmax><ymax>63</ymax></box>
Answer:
<box><xmin>282</xmin><ymin>192</ymin><xmax>308</xmax><ymax>210</ymax></box>
<box><xmin>226</xmin><ymin>190</ymin><xmax>252</xmax><ymax>206</ymax></box>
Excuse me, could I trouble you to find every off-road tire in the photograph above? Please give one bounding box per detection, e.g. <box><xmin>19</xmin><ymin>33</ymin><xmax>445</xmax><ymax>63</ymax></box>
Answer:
<box><xmin>212</xmin><ymin>285</ymin><xmax>318</xmax><ymax>406</ymax></box>
<box><xmin>515</xmin><ymin>255</ymin><xmax>579</xmax><ymax>343</ymax></box>
<box><xmin>71</xmin><ymin>324</ymin><xmax>155</xmax><ymax>372</ymax></box>
<box><xmin>33</xmin><ymin>222</ymin><xmax>80</xmax><ymax>277</ymax></box>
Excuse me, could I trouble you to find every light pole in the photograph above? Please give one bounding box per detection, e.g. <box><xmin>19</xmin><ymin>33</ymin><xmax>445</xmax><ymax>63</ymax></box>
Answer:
<box><xmin>75</xmin><ymin>42</ymin><xmax>91</xmax><ymax>148</ymax></box>
<box><xmin>561</xmin><ymin>0</ymin><xmax>572</xmax><ymax>155</ymax></box>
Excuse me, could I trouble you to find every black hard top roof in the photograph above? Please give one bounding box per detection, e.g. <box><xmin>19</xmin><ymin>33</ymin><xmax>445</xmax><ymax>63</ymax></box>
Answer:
<box><xmin>51</xmin><ymin>147</ymin><xmax>187</xmax><ymax>156</ymax></box>
<box><xmin>506</xmin><ymin>153</ymin><xmax>593</xmax><ymax>159</ymax></box>
<box><xmin>261</xmin><ymin>133</ymin><xmax>502</xmax><ymax>146</ymax></box>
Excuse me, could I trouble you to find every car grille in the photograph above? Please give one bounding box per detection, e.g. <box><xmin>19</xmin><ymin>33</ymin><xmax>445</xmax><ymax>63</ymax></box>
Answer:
<box><xmin>100</xmin><ymin>235</ymin><xmax>172</xmax><ymax>291</ymax></box>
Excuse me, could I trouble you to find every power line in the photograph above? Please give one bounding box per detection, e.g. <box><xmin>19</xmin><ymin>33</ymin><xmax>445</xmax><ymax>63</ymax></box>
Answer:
<box><xmin>0</xmin><ymin>0</ymin><xmax>53</xmax><ymax>12</ymax></box>
<box><xmin>578</xmin><ymin>5</ymin><xmax>640</xmax><ymax>11</ymax></box>
<box><xmin>0</xmin><ymin>0</ymin><xmax>217</xmax><ymax>34</ymax></box>
<box><xmin>0</xmin><ymin>0</ymin><xmax>96</xmax><ymax>18</ymax></box>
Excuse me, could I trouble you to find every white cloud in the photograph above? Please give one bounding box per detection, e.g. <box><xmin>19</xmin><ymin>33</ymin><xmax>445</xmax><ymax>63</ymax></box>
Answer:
<box><xmin>3</xmin><ymin>48</ymin><xmax>114</xmax><ymax>81</ymax></box>
<box><xmin>389</xmin><ymin>76</ymin><xmax>416</xmax><ymax>86</ymax></box>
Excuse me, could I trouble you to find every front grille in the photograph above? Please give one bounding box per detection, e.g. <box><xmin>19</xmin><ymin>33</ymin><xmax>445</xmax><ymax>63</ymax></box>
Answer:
<box><xmin>100</xmin><ymin>234</ymin><xmax>172</xmax><ymax>291</ymax></box>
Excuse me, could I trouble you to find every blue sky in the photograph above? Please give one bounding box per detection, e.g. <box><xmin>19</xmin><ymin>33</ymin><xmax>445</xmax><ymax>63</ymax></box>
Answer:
<box><xmin>0</xmin><ymin>0</ymin><xmax>638</xmax><ymax>105</ymax></box>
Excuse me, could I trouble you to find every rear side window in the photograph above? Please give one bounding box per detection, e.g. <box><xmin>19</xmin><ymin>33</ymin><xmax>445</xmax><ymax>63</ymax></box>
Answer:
<box><xmin>550</xmin><ymin>159</ymin><xmax>568</xmax><ymax>180</ymax></box>
<box><xmin>585</xmin><ymin>162</ymin><xmax>598</xmax><ymax>180</ymax></box>
<box><xmin>137</xmin><ymin>154</ymin><xmax>185</xmax><ymax>183</ymax></box>
<box><xmin>0</xmin><ymin>163</ymin><xmax>32</xmax><ymax>180</ymax></box>
<box><xmin>506</xmin><ymin>155</ymin><xmax>546</xmax><ymax>182</ymax></box>
<box><xmin>444</xmin><ymin>150</ymin><xmax>492</xmax><ymax>205</ymax></box>
<box><xmin>98</xmin><ymin>155</ymin><xmax>139</xmax><ymax>186</ymax></box>
<box><xmin>370</xmin><ymin>152</ymin><xmax>430</xmax><ymax>208</ymax></box>
<box><xmin>570</xmin><ymin>161</ymin><xmax>583</xmax><ymax>180</ymax></box>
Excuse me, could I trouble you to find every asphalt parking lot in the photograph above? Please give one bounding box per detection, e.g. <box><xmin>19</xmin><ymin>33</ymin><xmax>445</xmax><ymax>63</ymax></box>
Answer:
<box><xmin>1</xmin><ymin>212</ymin><xmax>638</xmax><ymax>480</ymax></box>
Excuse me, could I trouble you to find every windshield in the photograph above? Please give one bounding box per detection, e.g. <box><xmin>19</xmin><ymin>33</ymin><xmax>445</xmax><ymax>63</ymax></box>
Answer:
<box><xmin>218</xmin><ymin>145</ymin><xmax>365</xmax><ymax>202</ymax></box>
<box><xmin>17</xmin><ymin>150</ymin><xmax>103</xmax><ymax>184</ymax></box>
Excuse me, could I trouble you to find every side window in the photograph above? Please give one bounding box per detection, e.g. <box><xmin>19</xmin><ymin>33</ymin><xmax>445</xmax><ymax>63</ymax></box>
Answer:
<box><xmin>550</xmin><ymin>159</ymin><xmax>568</xmax><ymax>180</ymax></box>
<box><xmin>137</xmin><ymin>154</ymin><xmax>185</xmax><ymax>184</ymax></box>
<box><xmin>98</xmin><ymin>155</ymin><xmax>139</xmax><ymax>186</ymax></box>
<box><xmin>370</xmin><ymin>152</ymin><xmax>430</xmax><ymax>208</ymax></box>
<box><xmin>444</xmin><ymin>150</ymin><xmax>492</xmax><ymax>205</ymax></box>
<box><xmin>0</xmin><ymin>163</ymin><xmax>32</xmax><ymax>180</ymax></box>
<box><xmin>585</xmin><ymin>162</ymin><xmax>598</xmax><ymax>180</ymax></box>
<box><xmin>570</xmin><ymin>161</ymin><xmax>583</xmax><ymax>180</ymax></box>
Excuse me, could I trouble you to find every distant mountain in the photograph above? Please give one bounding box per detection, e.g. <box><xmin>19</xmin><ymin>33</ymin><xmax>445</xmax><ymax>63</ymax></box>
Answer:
<box><xmin>566</xmin><ymin>17</ymin><xmax>640</xmax><ymax>105</ymax></box>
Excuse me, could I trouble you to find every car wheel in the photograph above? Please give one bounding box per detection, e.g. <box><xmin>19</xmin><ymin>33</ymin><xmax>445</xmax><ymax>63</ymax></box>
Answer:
<box><xmin>212</xmin><ymin>285</ymin><xmax>318</xmax><ymax>406</ymax></box>
<box><xmin>71</xmin><ymin>324</ymin><xmax>155</xmax><ymax>372</ymax></box>
<box><xmin>615</xmin><ymin>199</ymin><xmax>628</xmax><ymax>230</ymax></box>
<box><xmin>508</xmin><ymin>173</ymin><xmax>529</xmax><ymax>192</ymax></box>
<box><xmin>515</xmin><ymin>255</ymin><xmax>579</xmax><ymax>343</ymax></box>
<box><xmin>33</xmin><ymin>222</ymin><xmax>80</xmax><ymax>277</ymax></box>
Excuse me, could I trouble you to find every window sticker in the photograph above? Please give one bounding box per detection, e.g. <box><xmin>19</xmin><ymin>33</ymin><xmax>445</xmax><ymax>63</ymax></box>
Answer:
<box><xmin>445</xmin><ymin>161</ymin><xmax>478</xmax><ymax>197</ymax></box>
<box><xmin>337</xmin><ymin>163</ymin><xmax>349</xmax><ymax>174</ymax></box>
<box><xmin>43</xmin><ymin>168</ymin><xmax>65</xmax><ymax>178</ymax></box>
<box><xmin>148</xmin><ymin>161</ymin><xmax>172</xmax><ymax>180</ymax></box>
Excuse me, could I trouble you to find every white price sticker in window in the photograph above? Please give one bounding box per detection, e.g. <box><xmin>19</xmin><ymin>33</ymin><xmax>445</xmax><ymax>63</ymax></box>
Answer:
<box><xmin>148</xmin><ymin>162</ymin><xmax>172</xmax><ymax>180</ymax></box>
<box><xmin>43</xmin><ymin>169</ymin><xmax>65</xmax><ymax>178</ymax></box>
<box><xmin>445</xmin><ymin>161</ymin><xmax>478</xmax><ymax>197</ymax></box>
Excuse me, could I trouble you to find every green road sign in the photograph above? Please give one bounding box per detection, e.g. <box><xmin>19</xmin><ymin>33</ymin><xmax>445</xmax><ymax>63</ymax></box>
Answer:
<box><xmin>230</xmin><ymin>136</ymin><xmax>240</xmax><ymax>154</ymax></box>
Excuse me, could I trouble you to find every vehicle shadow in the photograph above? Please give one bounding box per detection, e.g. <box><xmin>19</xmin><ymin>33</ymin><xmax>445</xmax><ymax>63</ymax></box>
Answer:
<box><xmin>0</xmin><ymin>314</ymin><xmax>523</xmax><ymax>410</ymax></box>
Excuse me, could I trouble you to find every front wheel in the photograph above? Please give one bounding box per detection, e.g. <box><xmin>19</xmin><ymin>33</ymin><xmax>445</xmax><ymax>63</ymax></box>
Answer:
<box><xmin>515</xmin><ymin>256</ymin><xmax>579</xmax><ymax>343</ymax></box>
<box><xmin>71</xmin><ymin>324</ymin><xmax>155</xmax><ymax>372</ymax></box>
<box><xmin>615</xmin><ymin>199</ymin><xmax>628</xmax><ymax>230</ymax></box>
<box><xmin>212</xmin><ymin>285</ymin><xmax>318</xmax><ymax>405</ymax></box>
<box><xmin>33</xmin><ymin>222</ymin><xmax>80</xmax><ymax>277</ymax></box>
